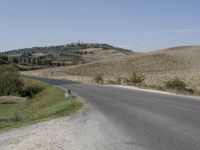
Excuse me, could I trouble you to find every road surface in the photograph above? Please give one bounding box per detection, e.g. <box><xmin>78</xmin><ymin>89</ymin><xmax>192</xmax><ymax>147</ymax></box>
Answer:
<box><xmin>1</xmin><ymin>76</ymin><xmax>200</xmax><ymax>150</ymax></box>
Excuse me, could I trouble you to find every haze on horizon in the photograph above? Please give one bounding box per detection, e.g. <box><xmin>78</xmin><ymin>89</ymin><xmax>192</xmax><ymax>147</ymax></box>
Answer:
<box><xmin>0</xmin><ymin>0</ymin><xmax>200</xmax><ymax>52</ymax></box>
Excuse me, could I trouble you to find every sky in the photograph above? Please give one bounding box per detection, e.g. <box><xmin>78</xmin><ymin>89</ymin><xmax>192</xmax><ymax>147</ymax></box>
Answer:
<box><xmin>0</xmin><ymin>0</ymin><xmax>200</xmax><ymax>52</ymax></box>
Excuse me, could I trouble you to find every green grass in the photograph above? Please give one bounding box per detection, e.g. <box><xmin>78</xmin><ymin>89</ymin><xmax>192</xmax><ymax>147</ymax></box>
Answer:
<box><xmin>17</xmin><ymin>65</ymin><xmax>47</xmax><ymax>71</ymax></box>
<box><xmin>0</xmin><ymin>80</ymin><xmax>83</xmax><ymax>131</ymax></box>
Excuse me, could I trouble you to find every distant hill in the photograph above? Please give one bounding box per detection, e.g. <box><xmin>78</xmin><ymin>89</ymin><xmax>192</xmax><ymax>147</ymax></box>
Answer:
<box><xmin>0</xmin><ymin>43</ymin><xmax>133</xmax><ymax>66</ymax></box>
<box><xmin>23</xmin><ymin>45</ymin><xmax>200</xmax><ymax>90</ymax></box>
<box><xmin>4</xmin><ymin>43</ymin><xmax>132</xmax><ymax>55</ymax></box>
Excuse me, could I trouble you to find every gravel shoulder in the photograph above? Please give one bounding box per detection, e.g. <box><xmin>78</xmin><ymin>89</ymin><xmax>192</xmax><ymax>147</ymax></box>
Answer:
<box><xmin>0</xmin><ymin>104</ymin><xmax>142</xmax><ymax>150</ymax></box>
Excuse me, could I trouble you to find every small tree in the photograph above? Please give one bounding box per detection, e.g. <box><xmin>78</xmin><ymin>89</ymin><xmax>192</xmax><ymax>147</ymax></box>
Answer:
<box><xmin>13</xmin><ymin>57</ymin><xmax>19</xmax><ymax>64</ymax></box>
<box><xmin>0</xmin><ymin>65</ymin><xmax>24</xmax><ymax>96</ymax></box>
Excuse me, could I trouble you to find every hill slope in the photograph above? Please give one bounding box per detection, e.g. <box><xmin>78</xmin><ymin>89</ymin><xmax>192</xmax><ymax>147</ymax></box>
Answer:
<box><xmin>23</xmin><ymin>45</ymin><xmax>200</xmax><ymax>90</ymax></box>
<box><xmin>1</xmin><ymin>43</ymin><xmax>133</xmax><ymax>66</ymax></box>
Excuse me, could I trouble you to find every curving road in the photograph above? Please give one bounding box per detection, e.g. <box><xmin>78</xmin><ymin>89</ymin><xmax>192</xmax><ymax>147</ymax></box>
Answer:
<box><xmin>23</xmin><ymin>76</ymin><xmax>200</xmax><ymax>150</ymax></box>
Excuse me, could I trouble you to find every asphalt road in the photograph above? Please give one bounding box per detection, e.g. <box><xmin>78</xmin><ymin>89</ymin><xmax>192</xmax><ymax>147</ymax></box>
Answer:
<box><xmin>25</xmin><ymin>76</ymin><xmax>200</xmax><ymax>150</ymax></box>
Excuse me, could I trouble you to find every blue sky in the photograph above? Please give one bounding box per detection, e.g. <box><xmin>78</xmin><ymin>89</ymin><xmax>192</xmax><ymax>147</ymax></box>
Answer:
<box><xmin>0</xmin><ymin>0</ymin><xmax>200</xmax><ymax>52</ymax></box>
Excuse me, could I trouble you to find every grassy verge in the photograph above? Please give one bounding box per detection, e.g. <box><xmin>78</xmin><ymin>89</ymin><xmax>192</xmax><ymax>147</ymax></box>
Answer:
<box><xmin>0</xmin><ymin>80</ymin><xmax>83</xmax><ymax>131</ymax></box>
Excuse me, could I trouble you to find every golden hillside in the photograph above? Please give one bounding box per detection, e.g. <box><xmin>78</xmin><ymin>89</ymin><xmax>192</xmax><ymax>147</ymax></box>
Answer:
<box><xmin>23</xmin><ymin>46</ymin><xmax>200</xmax><ymax>90</ymax></box>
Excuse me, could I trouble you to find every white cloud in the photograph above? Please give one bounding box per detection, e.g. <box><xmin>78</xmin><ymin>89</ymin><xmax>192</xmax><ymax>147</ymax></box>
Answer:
<box><xmin>145</xmin><ymin>28</ymin><xmax>200</xmax><ymax>36</ymax></box>
<box><xmin>161</xmin><ymin>28</ymin><xmax>199</xmax><ymax>33</ymax></box>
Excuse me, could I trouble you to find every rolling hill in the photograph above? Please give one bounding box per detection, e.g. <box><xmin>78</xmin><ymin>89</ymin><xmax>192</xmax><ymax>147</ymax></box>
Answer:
<box><xmin>1</xmin><ymin>43</ymin><xmax>132</xmax><ymax>66</ymax></box>
<box><xmin>23</xmin><ymin>45</ymin><xmax>200</xmax><ymax>91</ymax></box>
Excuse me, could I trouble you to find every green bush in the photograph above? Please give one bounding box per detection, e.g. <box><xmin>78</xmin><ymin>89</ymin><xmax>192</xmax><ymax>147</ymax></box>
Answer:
<box><xmin>20</xmin><ymin>80</ymin><xmax>44</xmax><ymax>98</ymax></box>
<box><xmin>165</xmin><ymin>77</ymin><xmax>186</xmax><ymax>91</ymax></box>
<box><xmin>94</xmin><ymin>74</ymin><xmax>104</xmax><ymax>84</ymax></box>
<box><xmin>0</xmin><ymin>65</ymin><xmax>24</xmax><ymax>96</ymax></box>
<box><xmin>124</xmin><ymin>73</ymin><xmax>145</xmax><ymax>85</ymax></box>
<box><xmin>0</xmin><ymin>65</ymin><xmax>45</xmax><ymax>97</ymax></box>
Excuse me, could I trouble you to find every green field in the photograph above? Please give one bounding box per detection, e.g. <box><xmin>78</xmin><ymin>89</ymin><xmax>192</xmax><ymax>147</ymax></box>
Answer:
<box><xmin>0</xmin><ymin>80</ymin><xmax>83</xmax><ymax>131</ymax></box>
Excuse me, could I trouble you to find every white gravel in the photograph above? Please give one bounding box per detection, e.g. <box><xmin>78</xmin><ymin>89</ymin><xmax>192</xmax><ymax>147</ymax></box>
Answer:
<box><xmin>0</xmin><ymin>106</ymin><xmax>142</xmax><ymax>150</ymax></box>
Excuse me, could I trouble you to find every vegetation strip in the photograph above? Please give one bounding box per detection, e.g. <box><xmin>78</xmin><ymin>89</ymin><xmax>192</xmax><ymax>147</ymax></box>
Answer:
<box><xmin>0</xmin><ymin>65</ymin><xmax>82</xmax><ymax>131</ymax></box>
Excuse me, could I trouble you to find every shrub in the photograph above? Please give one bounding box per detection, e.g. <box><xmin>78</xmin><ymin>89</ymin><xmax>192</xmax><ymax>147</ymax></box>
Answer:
<box><xmin>124</xmin><ymin>73</ymin><xmax>145</xmax><ymax>85</ymax></box>
<box><xmin>94</xmin><ymin>74</ymin><xmax>104</xmax><ymax>84</ymax></box>
<box><xmin>115</xmin><ymin>77</ymin><xmax>122</xmax><ymax>84</ymax></box>
<box><xmin>0</xmin><ymin>65</ymin><xmax>24</xmax><ymax>96</ymax></box>
<box><xmin>20</xmin><ymin>80</ymin><xmax>44</xmax><ymax>98</ymax></box>
<box><xmin>107</xmin><ymin>80</ymin><xmax>116</xmax><ymax>85</ymax></box>
<box><xmin>165</xmin><ymin>77</ymin><xmax>186</xmax><ymax>91</ymax></box>
<box><xmin>186</xmin><ymin>88</ymin><xmax>194</xmax><ymax>94</ymax></box>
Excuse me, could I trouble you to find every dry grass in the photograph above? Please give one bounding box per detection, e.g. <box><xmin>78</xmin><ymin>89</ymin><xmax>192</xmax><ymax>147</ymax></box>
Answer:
<box><xmin>82</xmin><ymin>48</ymin><xmax>133</xmax><ymax>63</ymax></box>
<box><xmin>0</xmin><ymin>96</ymin><xmax>26</xmax><ymax>104</ymax></box>
<box><xmin>22</xmin><ymin>45</ymin><xmax>200</xmax><ymax>91</ymax></box>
